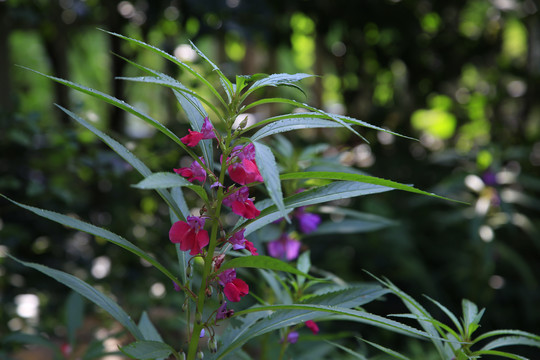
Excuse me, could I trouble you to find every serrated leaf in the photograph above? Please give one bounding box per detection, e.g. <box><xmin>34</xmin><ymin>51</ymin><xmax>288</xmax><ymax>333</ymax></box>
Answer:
<box><xmin>253</xmin><ymin>141</ymin><xmax>287</xmax><ymax>219</ymax></box>
<box><xmin>56</xmin><ymin>105</ymin><xmax>185</xmax><ymax>221</ymax></box>
<box><xmin>473</xmin><ymin>329</ymin><xmax>540</xmax><ymax>344</ymax></box>
<box><xmin>101</xmin><ymin>30</ymin><xmax>227</xmax><ymax>108</ymax></box>
<box><xmin>250</xmin><ymin>118</ymin><xmax>342</xmax><ymax>141</ymax></box>
<box><xmin>480</xmin><ymin>336</ymin><xmax>540</xmax><ymax>351</ymax></box>
<box><xmin>1</xmin><ymin>195</ymin><xmax>182</xmax><ymax>290</ymax></box>
<box><xmin>216</xmin><ymin>255</ymin><xmax>315</xmax><ymax>279</ymax></box>
<box><xmin>246</xmin><ymin>73</ymin><xmax>313</xmax><ymax>96</ymax></box>
<box><xmin>19</xmin><ymin>67</ymin><xmax>183</xmax><ymax>147</ymax></box>
<box><xmin>9</xmin><ymin>255</ymin><xmax>143</xmax><ymax>340</ymax></box>
<box><xmin>242</xmin><ymin>181</ymin><xmax>393</xmax><ymax>236</ymax></box>
<box><xmin>471</xmin><ymin>350</ymin><xmax>528</xmax><ymax>360</ymax></box>
<box><xmin>217</xmin><ymin>303</ymin><xmax>434</xmax><ymax>359</ymax></box>
<box><xmin>360</xmin><ymin>338</ymin><xmax>412</xmax><ymax>360</ymax></box>
<box><xmin>189</xmin><ymin>40</ymin><xmax>233</xmax><ymax>101</ymax></box>
<box><xmin>133</xmin><ymin>172</ymin><xmax>191</xmax><ymax>189</ymax></box>
<box><xmin>120</xmin><ymin>340</ymin><xmax>175</xmax><ymax>359</ymax></box>
<box><xmin>280</xmin><ymin>171</ymin><xmax>464</xmax><ymax>203</ymax></box>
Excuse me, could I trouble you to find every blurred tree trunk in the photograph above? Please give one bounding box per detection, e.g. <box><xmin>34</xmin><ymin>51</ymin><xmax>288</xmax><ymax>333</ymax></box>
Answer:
<box><xmin>106</xmin><ymin>0</ymin><xmax>127</xmax><ymax>134</ymax></box>
<box><xmin>43</xmin><ymin>32</ymin><xmax>70</xmax><ymax>124</ymax></box>
<box><xmin>0</xmin><ymin>3</ymin><xmax>12</xmax><ymax>113</ymax></box>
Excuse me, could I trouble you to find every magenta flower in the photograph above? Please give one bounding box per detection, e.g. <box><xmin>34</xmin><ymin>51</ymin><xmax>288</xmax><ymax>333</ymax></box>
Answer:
<box><xmin>223</xmin><ymin>187</ymin><xmax>261</xmax><ymax>219</ymax></box>
<box><xmin>180</xmin><ymin>117</ymin><xmax>216</xmax><ymax>147</ymax></box>
<box><xmin>267</xmin><ymin>233</ymin><xmax>301</xmax><ymax>261</ymax></box>
<box><xmin>228</xmin><ymin>229</ymin><xmax>247</xmax><ymax>250</ymax></box>
<box><xmin>296</xmin><ymin>207</ymin><xmax>321</xmax><ymax>234</ymax></box>
<box><xmin>226</xmin><ymin>144</ymin><xmax>264</xmax><ymax>185</ymax></box>
<box><xmin>174</xmin><ymin>157</ymin><xmax>206</xmax><ymax>183</ymax></box>
<box><xmin>305</xmin><ymin>320</ymin><xmax>319</xmax><ymax>334</ymax></box>
<box><xmin>245</xmin><ymin>240</ymin><xmax>259</xmax><ymax>256</ymax></box>
<box><xmin>169</xmin><ymin>216</ymin><xmax>209</xmax><ymax>255</ymax></box>
<box><xmin>218</xmin><ymin>268</ymin><xmax>249</xmax><ymax>302</ymax></box>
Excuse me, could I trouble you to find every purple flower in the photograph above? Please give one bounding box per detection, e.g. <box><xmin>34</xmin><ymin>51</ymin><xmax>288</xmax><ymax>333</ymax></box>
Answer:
<box><xmin>172</xmin><ymin>281</ymin><xmax>181</xmax><ymax>292</ymax></box>
<box><xmin>296</xmin><ymin>208</ymin><xmax>321</xmax><ymax>234</ymax></box>
<box><xmin>228</xmin><ymin>229</ymin><xmax>247</xmax><ymax>250</ymax></box>
<box><xmin>482</xmin><ymin>170</ymin><xmax>497</xmax><ymax>187</ymax></box>
<box><xmin>216</xmin><ymin>301</ymin><xmax>234</xmax><ymax>320</ymax></box>
<box><xmin>287</xmin><ymin>331</ymin><xmax>299</xmax><ymax>344</ymax></box>
<box><xmin>267</xmin><ymin>234</ymin><xmax>301</xmax><ymax>261</ymax></box>
<box><xmin>200</xmin><ymin>117</ymin><xmax>217</xmax><ymax>140</ymax></box>
<box><xmin>218</xmin><ymin>268</ymin><xmax>237</xmax><ymax>286</ymax></box>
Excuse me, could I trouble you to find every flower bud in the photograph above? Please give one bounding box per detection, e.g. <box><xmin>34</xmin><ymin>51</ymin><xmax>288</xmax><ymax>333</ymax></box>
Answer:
<box><xmin>186</xmin><ymin>264</ymin><xmax>193</xmax><ymax>278</ymax></box>
<box><xmin>179</xmin><ymin>351</ymin><xmax>186</xmax><ymax>360</ymax></box>
<box><xmin>181</xmin><ymin>300</ymin><xmax>188</xmax><ymax>312</ymax></box>
<box><xmin>205</xmin><ymin>286</ymin><xmax>213</xmax><ymax>297</ymax></box>
<box><xmin>197</xmin><ymin>351</ymin><xmax>204</xmax><ymax>359</ymax></box>
<box><xmin>209</xmin><ymin>337</ymin><xmax>218</xmax><ymax>353</ymax></box>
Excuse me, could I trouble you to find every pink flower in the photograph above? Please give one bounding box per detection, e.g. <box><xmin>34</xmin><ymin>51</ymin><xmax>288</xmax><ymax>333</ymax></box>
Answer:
<box><xmin>224</xmin><ymin>279</ymin><xmax>249</xmax><ymax>302</ymax></box>
<box><xmin>245</xmin><ymin>240</ymin><xmax>259</xmax><ymax>256</ymax></box>
<box><xmin>181</xmin><ymin>129</ymin><xmax>204</xmax><ymax>147</ymax></box>
<box><xmin>169</xmin><ymin>216</ymin><xmax>209</xmax><ymax>255</ymax></box>
<box><xmin>174</xmin><ymin>157</ymin><xmax>206</xmax><ymax>183</ymax></box>
<box><xmin>180</xmin><ymin>117</ymin><xmax>216</xmax><ymax>147</ymax></box>
<box><xmin>226</xmin><ymin>144</ymin><xmax>263</xmax><ymax>185</ymax></box>
<box><xmin>305</xmin><ymin>320</ymin><xmax>319</xmax><ymax>334</ymax></box>
<box><xmin>267</xmin><ymin>233</ymin><xmax>301</xmax><ymax>261</ymax></box>
<box><xmin>223</xmin><ymin>187</ymin><xmax>261</xmax><ymax>219</ymax></box>
<box><xmin>218</xmin><ymin>268</ymin><xmax>249</xmax><ymax>302</ymax></box>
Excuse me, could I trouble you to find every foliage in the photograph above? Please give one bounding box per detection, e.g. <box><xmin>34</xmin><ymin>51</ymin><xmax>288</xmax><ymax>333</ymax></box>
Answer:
<box><xmin>2</xmin><ymin>32</ymin><xmax>539</xmax><ymax>360</ymax></box>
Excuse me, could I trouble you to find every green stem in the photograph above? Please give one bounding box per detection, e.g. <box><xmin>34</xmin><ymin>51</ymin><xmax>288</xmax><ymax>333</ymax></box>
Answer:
<box><xmin>186</xmin><ymin>132</ymin><xmax>232</xmax><ymax>360</ymax></box>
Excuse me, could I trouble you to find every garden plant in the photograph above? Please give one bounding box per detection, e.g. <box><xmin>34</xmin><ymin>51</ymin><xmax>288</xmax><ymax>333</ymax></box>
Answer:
<box><xmin>2</xmin><ymin>31</ymin><xmax>540</xmax><ymax>360</ymax></box>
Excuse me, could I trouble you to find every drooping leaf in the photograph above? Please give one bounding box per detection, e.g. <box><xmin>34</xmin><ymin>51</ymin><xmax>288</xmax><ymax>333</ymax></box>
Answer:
<box><xmin>1</xmin><ymin>195</ymin><xmax>183</xmax><ymax>292</ymax></box>
<box><xmin>360</xmin><ymin>338</ymin><xmax>412</xmax><ymax>360</ymax></box>
<box><xmin>9</xmin><ymin>255</ymin><xmax>144</xmax><ymax>340</ymax></box>
<box><xmin>480</xmin><ymin>336</ymin><xmax>540</xmax><ymax>351</ymax></box>
<box><xmin>55</xmin><ymin>105</ymin><xmax>185</xmax><ymax>221</ymax></box>
<box><xmin>324</xmin><ymin>340</ymin><xmax>368</xmax><ymax>360</ymax></box>
<box><xmin>250</xmin><ymin>118</ymin><xmax>342</xmax><ymax>141</ymax></box>
<box><xmin>253</xmin><ymin>141</ymin><xmax>287</xmax><ymax>219</ymax></box>
<box><xmin>120</xmin><ymin>340</ymin><xmax>176</xmax><ymax>359</ymax></box>
<box><xmin>138</xmin><ymin>312</ymin><xmax>164</xmax><ymax>342</ymax></box>
<box><xmin>307</xmin><ymin>219</ymin><xmax>394</xmax><ymax>236</ymax></box>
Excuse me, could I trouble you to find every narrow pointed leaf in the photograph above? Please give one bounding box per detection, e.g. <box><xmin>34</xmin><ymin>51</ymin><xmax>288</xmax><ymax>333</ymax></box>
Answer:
<box><xmin>360</xmin><ymin>339</ymin><xmax>412</xmax><ymax>360</ymax></box>
<box><xmin>120</xmin><ymin>340</ymin><xmax>175</xmax><ymax>359</ymax></box>
<box><xmin>55</xmin><ymin>105</ymin><xmax>185</xmax><ymax>221</ymax></box>
<box><xmin>250</xmin><ymin>118</ymin><xmax>342</xmax><ymax>141</ymax></box>
<box><xmin>9</xmin><ymin>255</ymin><xmax>143</xmax><ymax>340</ymax></box>
<box><xmin>189</xmin><ymin>40</ymin><xmax>233</xmax><ymax>101</ymax></box>
<box><xmin>138</xmin><ymin>312</ymin><xmax>164</xmax><ymax>342</ymax></box>
<box><xmin>19</xmin><ymin>67</ymin><xmax>184</xmax><ymax>147</ymax></box>
<box><xmin>245</xmin><ymin>73</ymin><xmax>313</xmax><ymax>97</ymax></box>
<box><xmin>324</xmin><ymin>340</ymin><xmax>368</xmax><ymax>360</ymax></box>
<box><xmin>216</xmin><ymin>255</ymin><xmax>315</xmax><ymax>279</ymax></box>
<box><xmin>241</xmin><ymin>181</ymin><xmax>393</xmax><ymax>236</ymax></box>
<box><xmin>133</xmin><ymin>172</ymin><xmax>191</xmax><ymax>189</ymax></box>
<box><xmin>101</xmin><ymin>30</ymin><xmax>226</xmax><ymax>107</ymax></box>
<box><xmin>471</xmin><ymin>350</ymin><xmax>528</xmax><ymax>360</ymax></box>
<box><xmin>280</xmin><ymin>171</ymin><xmax>463</xmax><ymax>203</ymax></box>
<box><xmin>480</xmin><ymin>336</ymin><xmax>540</xmax><ymax>351</ymax></box>
<box><xmin>253</xmin><ymin>141</ymin><xmax>287</xmax><ymax>219</ymax></box>
<box><xmin>1</xmin><ymin>195</ymin><xmax>183</xmax><ymax>292</ymax></box>
<box><xmin>473</xmin><ymin>330</ymin><xmax>540</xmax><ymax>344</ymax></box>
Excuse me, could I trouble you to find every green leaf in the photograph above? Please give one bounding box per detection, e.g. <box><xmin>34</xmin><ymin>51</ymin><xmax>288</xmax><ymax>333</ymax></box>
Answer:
<box><xmin>280</xmin><ymin>171</ymin><xmax>464</xmax><ymax>203</ymax></box>
<box><xmin>189</xmin><ymin>40</ymin><xmax>234</xmax><ymax>102</ymax></box>
<box><xmin>101</xmin><ymin>29</ymin><xmax>227</xmax><ymax>108</ymax></box>
<box><xmin>65</xmin><ymin>292</ymin><xmax>84</xmax><ymax>346</ymax></box>
<box><xmin>296</xmin><ymin>251</ymin><xmax>311</xmax><ymax>288</ymax></box>
<box><xmin>1</xmin><ymin>195</ymin><xmax>183</xmax><ymax>293</ymax></box>
<box><xmin>250</xmin><ymin>118</ymin><xmax>342</xmax><ymax>141</ymax></box>
<box><xmin>307</xmin><ymin>218</ymin><xmax>394</xmax><ymax>236</ymax></box>
<box><xmin>138</xmin><ymin>312</ymin><xmax>164</xmax><ymax>342</ymax></box>
<box><xmin>473</xmin><ymin>329</ymin><xmax>540</xmax><ymax>344</ymax></box>
<box><xmin>253</xmin><ymin>141</ymin><xmax>287</xmax><ymax>219</ymax></box>
<box><xmin>360</xmin><ymin>338</ymin><xmax>412</xmax><ymax>360</ymax></box>
<box><xmin>480</xmin><ymin>336</ymin><xmax>540</xmax><ymax>351</ymax></box>
<box><xmin>471</xmin><ymin>350</ymin><xmax>528</xmax><ymax>360</ymax></box>
<box><xmin>19</xmin><ymin>67</ymin><xmax>184</xmax><ymax>147</ymax></box>
<box><xmin>242</xmin><ymin>181</ymin><xmax>394</xmax><ymax>236</ymax></box>
<box><xmin>56</xmin><ymin>105</ymin><xmax>185</xmax><ymax>221</ymax></box>
<box><xmin>244</xmin><ymin>73</ymin><xmax>313</xmax><ymax>98</ymax></box>
<box><xmin>216</xmin><ymin>255</ymin><xmax>315</xmax><ymax>279</ymax></box>
<box><xmin>133</xmin><ymin>172</ymin><xmax>191</xmax><ymax>189</ymax></box>
<box><xmin>9</xmin><ymin>255</ymin><xmax>143</xmax><ymax>340</ymax></box>
<box><xmin>120</xmin><ymin>340</ymin><xmax>176</xmax><ymax>360</ymax></box>
<box><xmin>324</xmin><ymin>340</ymin><xmax>368</xmax><ymax>360</ymax></box>
<box><xmin>2</xmin><ymin>332</ymin><xmax>62</xmax><ymax>356</ymax></box>
<box><xmin>218</xmin><ymin>303</ymin><xmax>434</xmax><ymax>359</ymax></box>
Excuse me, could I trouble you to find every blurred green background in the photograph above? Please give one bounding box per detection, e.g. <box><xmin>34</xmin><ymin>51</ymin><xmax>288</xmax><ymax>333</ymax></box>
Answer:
<box><xmin>1</xmin><ymin>0</ymin><xmax>539</xmax><ymax>357</ymax></box>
